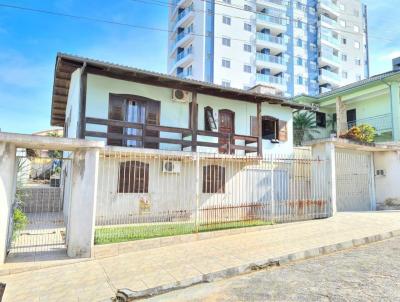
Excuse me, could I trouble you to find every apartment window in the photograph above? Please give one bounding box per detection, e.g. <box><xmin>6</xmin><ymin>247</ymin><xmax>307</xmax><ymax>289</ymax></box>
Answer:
<box><xmin>244</xmin><ymin>23</ymin><xmax>251</xmax><ymax>32</ymax></box>
<box><xmin>187</xmin><ymin>23</ymin><xmax>194</xmax><ymax>33</ymax></box>
<box><xmin>223</xmin><ymin>0</ymin><xmax>231</xmax><ymax>3</ymax></box>
<box><xmin>243</xmin><ymin>44</ymin><xmax>251</xmax><ymax>52</ymax></box>
<box><xmin>223</xmin><ymin>16</ymin><xmax>231</xmax><ymax>25</ymax></box>
<box><xmin>355</xmin><ymin>58</ymin><xmax>361</xmax><ymax>66</ymax></box>
<box><xmin>187</xmin><ymin>44</ymin><xmax>193</xmax><ymax>54</ymax></box>
<box><xmin>354</xmin><ymin>41</ymin><xmax>360</xmax><ymax>49</ymax></box>
<box><xmin>222</xmin><ymin>59</ymin><xmax>231</xmax><ymax>68</ymax></box>
<box><xmin>222</xmin><ymin>37</ymin><xmax>231</xmax><ymax>46</ymax></box>
<box><xmin>118</xmin><ymin>161</ymin><xmax>149</xmax><ymax>193</ymax></box>
<box><xmin>243</xmin><ymin>65</ymin><xmax>251</xmax><ymax>73</ymax></box>
<box><xmin>316</xmin><ymin>112</ymin><xmax>326</xmax><ymax>128</ymax></box>
<box><xmin>297</xmin><ymin>39</ymin><xmax>303</xmax><ymax>47</ymax></box>
<box><xmin>187</xmin><ymin>65</ymin><xmax>193</xmax><ymax>76</ymax></box>
<box><xmin>204</xmin><ymin>106</ymin><xmax>217</xmax><ymax>131</ymax></box>
<box><xmin>342</xmin><ymin>38</ymin><xmax>347</xmax><ymax>45</ymax></box>
<box><xmin>244</xmin><ymin>4</ymin><xmax>252</xmax><ymax>11</ymax></box>
<box><xmin>354</xmin><ymin>25</ymin><xmax>360</xmax><ymax>32</ymax></box>
<box><xmin>221</xmin><ymin>80</ymin><xmax>231</xmax><ymax>87</ymax></box>
<box><xmin>297</xmin><ymin>20</ymin><xmax>303</xmax><ymax>29</ymax></box>
<box><xmin>202</xmin><ymin>165</ymin><xmax>225</xmax><ymax>193</ymax></box>
<box><xmin>297</xmin><ymin>76</ymin><xmax>304</xmax><ymax>85</ymax></box>
<box><xmin>297</xmin><ymin>57</ymin><xmax>303</xmax><ymax>66</ymax></box>
<box><xmin>341</xmin><ymin>54</ymin><xmax>348</xmax><ymax>62</ymax></box>
<box><xmin>342</xmin><ymin>71</ymin><xmax>348</xmax><ymax>79</ymax></box>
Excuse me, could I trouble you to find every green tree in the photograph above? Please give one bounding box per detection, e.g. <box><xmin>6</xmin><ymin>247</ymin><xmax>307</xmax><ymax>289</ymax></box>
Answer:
<box><xmin>293</xmin><ymin>111</ymin><xmax>320</xmax><ymax>146</ymax></box>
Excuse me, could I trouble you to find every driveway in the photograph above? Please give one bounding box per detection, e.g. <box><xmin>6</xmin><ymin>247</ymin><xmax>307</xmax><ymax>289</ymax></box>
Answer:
<box><xmin>146</xmin><ymin>236</ymin><xmax>400</xmax><ymax>301</ymax></box>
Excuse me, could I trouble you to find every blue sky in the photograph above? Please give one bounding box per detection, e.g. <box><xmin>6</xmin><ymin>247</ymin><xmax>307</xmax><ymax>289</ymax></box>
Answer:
<box><xmin>0</xmin><ymin>0</ymin><xmax>398</xmax><ymax>133</ymax></box>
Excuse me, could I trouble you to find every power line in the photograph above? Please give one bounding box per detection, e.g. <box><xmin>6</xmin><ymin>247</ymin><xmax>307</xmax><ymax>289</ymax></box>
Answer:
<box><xmin>127</xmin><ymin>0</ymin><xmax>391</xmax><ymax>42</ymax></box>
<box><xmin>0</xmin><ymin>2</ymin><xmax>371</xmax><ymax>72</ymax></box>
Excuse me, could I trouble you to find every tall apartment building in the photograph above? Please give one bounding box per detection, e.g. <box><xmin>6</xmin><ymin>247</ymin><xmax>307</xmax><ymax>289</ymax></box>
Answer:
<box><xmin>167</xmin><ymin>0</ymin><xmax>369</xmax><ymax>97</ymax></box>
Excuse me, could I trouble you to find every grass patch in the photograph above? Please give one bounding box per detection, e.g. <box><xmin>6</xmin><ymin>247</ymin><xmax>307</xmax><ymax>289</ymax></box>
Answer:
<box><xmin>94</xmin><ymin>220</ymin><xmax>273</xmax><ymax>245</ymax></box>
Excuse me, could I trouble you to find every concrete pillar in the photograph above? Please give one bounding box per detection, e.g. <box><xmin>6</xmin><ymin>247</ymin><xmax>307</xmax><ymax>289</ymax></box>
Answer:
<box><xmin>335</xmin><ymin>96</ymin><xmax>347</xmax><ymax>136</ymax></box>
<box><xmin>389</xmin><ymin>82</ymin><xmax>400</xmax><ymax>141</ymax></box>
<box><xmin>0</xmin><ymin>143</ymin><xmax>16</xmax><ymax>263</ymax></box>
<box><xmin>312</xmin><ymin>142</ymin><xmax>337</xmax><ymax>216</ymax></box>
<box><xmin>66</xmin><ymin>148</ymin><xmax>99</xmax><ymax>258</ymax></box>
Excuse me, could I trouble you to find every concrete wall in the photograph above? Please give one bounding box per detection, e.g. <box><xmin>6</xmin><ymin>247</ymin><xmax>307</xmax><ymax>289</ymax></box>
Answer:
<box><xmin>85</xmin><ymin>73</ymin><xmax>294</xmax><ymax>154</ymax></box>
<box><xmin>374</xmin><ymin>151</ymin><xmax>400</xmax><ymax>207</ymax></box>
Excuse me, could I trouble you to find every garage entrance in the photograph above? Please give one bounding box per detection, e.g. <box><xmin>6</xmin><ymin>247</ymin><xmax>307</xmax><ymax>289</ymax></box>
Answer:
<box><xmin>335</xmin><ymin>149</ymin><xmax>375</xmax><ymax>211</ymax></box>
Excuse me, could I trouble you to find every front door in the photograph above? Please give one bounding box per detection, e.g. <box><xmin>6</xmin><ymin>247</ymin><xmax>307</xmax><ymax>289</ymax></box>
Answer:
<box><xmin>218</xmin><ymin>109</ymin><xmax>235</xmax><ymax>154</ymax></box>
<box><xmin>347</xmin><ymin>109</ymin><xmax>357</xmax><ymax>129</ymax></box>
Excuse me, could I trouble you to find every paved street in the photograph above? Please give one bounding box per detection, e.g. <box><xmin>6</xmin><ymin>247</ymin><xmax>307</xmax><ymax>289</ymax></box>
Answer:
<box><xmin>147</xmin><ymin>236</ymin><xmax>400</xmax><ymax>302</ymax></box>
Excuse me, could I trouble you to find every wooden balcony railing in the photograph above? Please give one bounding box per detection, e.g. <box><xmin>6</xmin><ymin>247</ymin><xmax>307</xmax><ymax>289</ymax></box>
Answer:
<box><xmin>85</xmin><ymin>117</ymin><xmax>260</xmax><ymax>154</ymax></box>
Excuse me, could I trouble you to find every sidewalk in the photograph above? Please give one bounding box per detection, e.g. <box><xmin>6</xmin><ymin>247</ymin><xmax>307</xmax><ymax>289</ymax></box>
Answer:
<box><xmin>2</xmin><ymin>212</ymin><xmax>400</xmax><ymax>301</ymax></box>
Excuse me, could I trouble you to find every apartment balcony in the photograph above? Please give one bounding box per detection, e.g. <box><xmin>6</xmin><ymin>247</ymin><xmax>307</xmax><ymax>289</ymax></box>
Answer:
<box><xmin>256</xmin><ymin>33</ymin><xmax>286</xmax><ymax>52</ymax></box>
<box><xmin>172</xmin><ymin>7</ymin><xmax>194</xmax><ymax>32</ymax></box>
<box><xmin>256</xmin><ymin>13</ymin><xmax>287</xmax><ymax>34</ymax></box>
<box><xmin>257</xmin><ymin>0</ymin><xmax>288</xmax><ymax>10</ymax></box>
<box><xmin>169</xmin><ymin>51</ymin><xmax>194</xmax><ymax>74</ymax></box>
<box><xmin>319</xmin><ymin>0</ymin><xmax>339</xmax><ymax>17</ymax></box>
<box><xmin>170</xmin><ymin>32</ymin><xmax>194</xmax><ymax>54</ymax></box>
<box><xmin>319</xmin><ymin>51</ymin><xmax>340</xmax><ymax>68</ymax></box>
<box><xmin>320</xmin><ymin>33</ymin><xmax>339</xmax><ymax>49</ymax></box>
<box><xmin>319</xmin><ymin>68</ymin><xmax>340</xmax><ymax>86</ymax></box>
<box><xmin>256</xmin><ymin>53</ymin><xmax>287</xmax><ymax>73</ymax></box>
<box><xmin>256</xmin><ymin>73</ymin><xmax>286</xmax><ymax>91</ymax></box>
<box><xmin>171</xmin><ymin>0</ymin><xmax>192</xmax><ymax>18</ymax></box>
<box><xmin>320</xmin><ymin>15</ymin><xmax>337</xmax><ymax>28</ymax></box>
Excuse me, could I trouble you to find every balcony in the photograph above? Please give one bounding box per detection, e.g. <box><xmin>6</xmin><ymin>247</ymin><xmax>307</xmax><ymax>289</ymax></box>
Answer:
<box><xmin>173</xmin><ymin>7</ymin><xmax>194</xmax><ymax>32</ymax></box>
<box><xmin>84</xmin><ymin>117</ymin><xmax>260</xmax><ymax>155</ymax></box>
<box><xmin>319</xmin><ymin>50</ymin><xmax>340</xmax><ymax>67</ymax></box>
<box><xmin>320</xmin><ymin>33</ymin><xmax>339</xmax><ymax>48</ymax></box>
<box><xmin>256</xmin><ymin>13</ymin><xmax>287</xmax><ymax>33</ymax></box>
<box><xmin>320</xmin><ymin>15</ymin><xmax>337</xmax><ymax>27</ymax></box>
<box><xmin>171</xmin><ymin>0</ymin><xmax>192</xmax><ymax>17</ymax></box>
<box><xmin>169</xmin><ymin>50</ymin><xmax>194</xmax><ymax>74</ymax></box>
<box><xmin>319</xmin><ymin>0</ymin><xmax>339</xmax><ymax>17</ymax></box>
<box><xmin>170</xmin><ymin>31</ymin><xmax>194</xmax><ymax>54</ymax></box>
<box><xmin>347</xmin><ymin>114</ymin><xmax>393</xmax><ymax>137</ymax></box>
<box><xmin>256</xmin><ymin>73</ymin><xmax>286</xmax><ymax>91</ymax></box>
<box><xmin>256</xmin><ymin>53</ymin><xmax>286</xmax><ymax>73</ymax></box>
<box><xmin>256</xmin><ymin>33</ymin><xmax>286</xmax><ymax>52</ymax></box>
<box><xmin>257</xmin><ymin>0</ymin><xmax>288</xmax><ymax>10</ymax></box>
<box><xmin>319</xmin><ymin>68</ymin><xmax>340</xmax><ymax>86</ymax></box>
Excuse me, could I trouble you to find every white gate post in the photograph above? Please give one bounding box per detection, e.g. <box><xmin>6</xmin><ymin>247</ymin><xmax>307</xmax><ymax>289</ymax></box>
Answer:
<box><xmin>67</xmin><ymin>148</ymin><xmax>99</xmax><ymax>258</ymax></box>
<box><xmin>326</xmin><ymin>142</ymin><xmax>337</xmax><ymax>215</ymax></box>
<box><xmin>0</xmin><ymin>142</ymin><xmax>17</xmax><ymax>263</ymax></box>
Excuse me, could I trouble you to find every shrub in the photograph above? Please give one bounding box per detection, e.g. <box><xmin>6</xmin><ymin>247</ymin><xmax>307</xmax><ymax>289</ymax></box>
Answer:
<box><xmin>340</xmin><ymin>124</ymin><xmax>376</xmax><ymax>143</ymax></box>
<box><xmin>13</xmin><ymin>208</ymin><xmax>28</xmax><ymax>239</ymax></box>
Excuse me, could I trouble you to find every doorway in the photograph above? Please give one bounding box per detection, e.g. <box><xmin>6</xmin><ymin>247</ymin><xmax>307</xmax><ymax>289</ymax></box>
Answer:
<box><xmin>218</xmin><ymin>109</ymin><xmax>235</xmax><ymax>154</ymax></box>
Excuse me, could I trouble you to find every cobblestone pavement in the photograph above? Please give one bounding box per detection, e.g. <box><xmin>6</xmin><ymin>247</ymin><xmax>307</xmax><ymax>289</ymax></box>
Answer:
<box><xmin>146</xmin><ymin>236</ymin><xmax>400</xmax><ymax>302</ymax></box>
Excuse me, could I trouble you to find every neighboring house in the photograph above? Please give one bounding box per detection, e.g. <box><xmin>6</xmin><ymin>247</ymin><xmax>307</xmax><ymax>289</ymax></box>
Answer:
<box><xmin>51</xmin><ymin>53</ymin><xmax>308</xmax><ymax>155</ymax></box>
<box><xmin>167</xmin><ymin>0</ymin><xmax>369</xmax><ymax>97</ymax></box>
<box><xmin>293</xmin><ymin>64</ymin><xmax>400</xmax><ymax>144</ymax></box>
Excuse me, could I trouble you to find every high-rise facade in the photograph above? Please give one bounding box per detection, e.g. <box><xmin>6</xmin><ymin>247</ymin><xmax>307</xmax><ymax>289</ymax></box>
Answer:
<box><xmin>168</xmin><ymin>0</ymin><xmax>369</xmax><ymax>97</ymax></box>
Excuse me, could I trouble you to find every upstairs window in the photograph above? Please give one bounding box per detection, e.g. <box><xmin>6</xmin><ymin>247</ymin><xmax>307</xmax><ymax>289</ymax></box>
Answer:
<box><xmin>222</xmin><ymin>59</ymin><xmax>231</xmax><ymax>68</ymax></box>
<box><xmin>251</xmin><ymin>116</ymin><xmax>287</xmax><ymax>142</ymax></box>
<box><xmin>316</xmin><ymin>112</ymin><xmax>326</xmax><ymax>128</ymax></box>
<box><xmin>204</xmin><ymin>106</ymin><xmax>217</xmax><ymax>131</ymax></box>
<box><xmin>223</xmin><ymin>16</ymin><xmax>231</xmax><ymax>25</ymax></box>
<box><xmin>244</xmin><ymin>23</ymin><xmax>251</xmax><ymax>31</ymax></box>
<box><xmin>202</xmin><ymin>165</ymin><xmax>225</xmax><ymax>193</ymax></box>
<box><xmin>222</xmin><ymin>37</ymin><xmax>231</xmax><ymax>46</ymax></box>
<box><xmin>118</xmin><ymin>161</ymin><xmax>149</xmax><ymax>193</ymax></box>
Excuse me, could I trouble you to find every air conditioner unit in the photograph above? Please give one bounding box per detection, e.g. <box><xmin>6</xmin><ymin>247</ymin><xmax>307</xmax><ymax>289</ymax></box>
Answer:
<box><xmin>172</xmin><ymin>89</ymin><xmax>192</xmax><ymax>103</ymax></box>
<box><xmin>162</xmin><ymin>160</ymin><xmax>181</xmax><ymax>173</ymax></box>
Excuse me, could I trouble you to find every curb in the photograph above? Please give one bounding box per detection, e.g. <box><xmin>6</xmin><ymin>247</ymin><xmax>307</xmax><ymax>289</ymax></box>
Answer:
<box><xmin>115</xmin><ymin>229</ymin><xmax>400</xmax><ymax>301</ymax></box>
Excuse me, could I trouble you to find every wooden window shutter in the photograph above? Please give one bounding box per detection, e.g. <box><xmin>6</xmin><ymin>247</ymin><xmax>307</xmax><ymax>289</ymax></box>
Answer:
<box><xmin>108</xmin><ymin>96</ymin><xmax>125</xmax><ymax>146</ymax></box>
<box><xmin>278</xmin><ymin>120</ymin><xmax>288</xmax><ymax>142</ymax></box>
<box><xmin>250</xmin><ymin>116</ymin><xmax>258</xmax><ymax>136</ymax></box>
<box><xmin>144</xmin><ymin>100</ymin><xmax>161</xmax><ymax>149</ymax></box>
<box><xmin>118</xmin><ymin>161</ymin><xmax>149</xmax><ymax>193</ymax></box>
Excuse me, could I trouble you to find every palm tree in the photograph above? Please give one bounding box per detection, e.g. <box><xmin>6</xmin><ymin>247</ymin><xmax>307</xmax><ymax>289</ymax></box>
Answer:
<box><xmin>293</xmin><ymin>111</ymin><xmax>320</xmax><ymax>146</ymax></box>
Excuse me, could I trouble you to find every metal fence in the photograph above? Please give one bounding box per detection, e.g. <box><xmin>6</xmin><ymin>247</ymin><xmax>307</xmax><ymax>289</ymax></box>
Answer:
<box><xmin>94</xmin><ymin>148</ymin><xmax>330</xmax><ymax>244</ymax></box>
<box><xmin>7</xmin><ymin>149</ymin><xmax>67</xmax><ymax>258</ymax></box>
